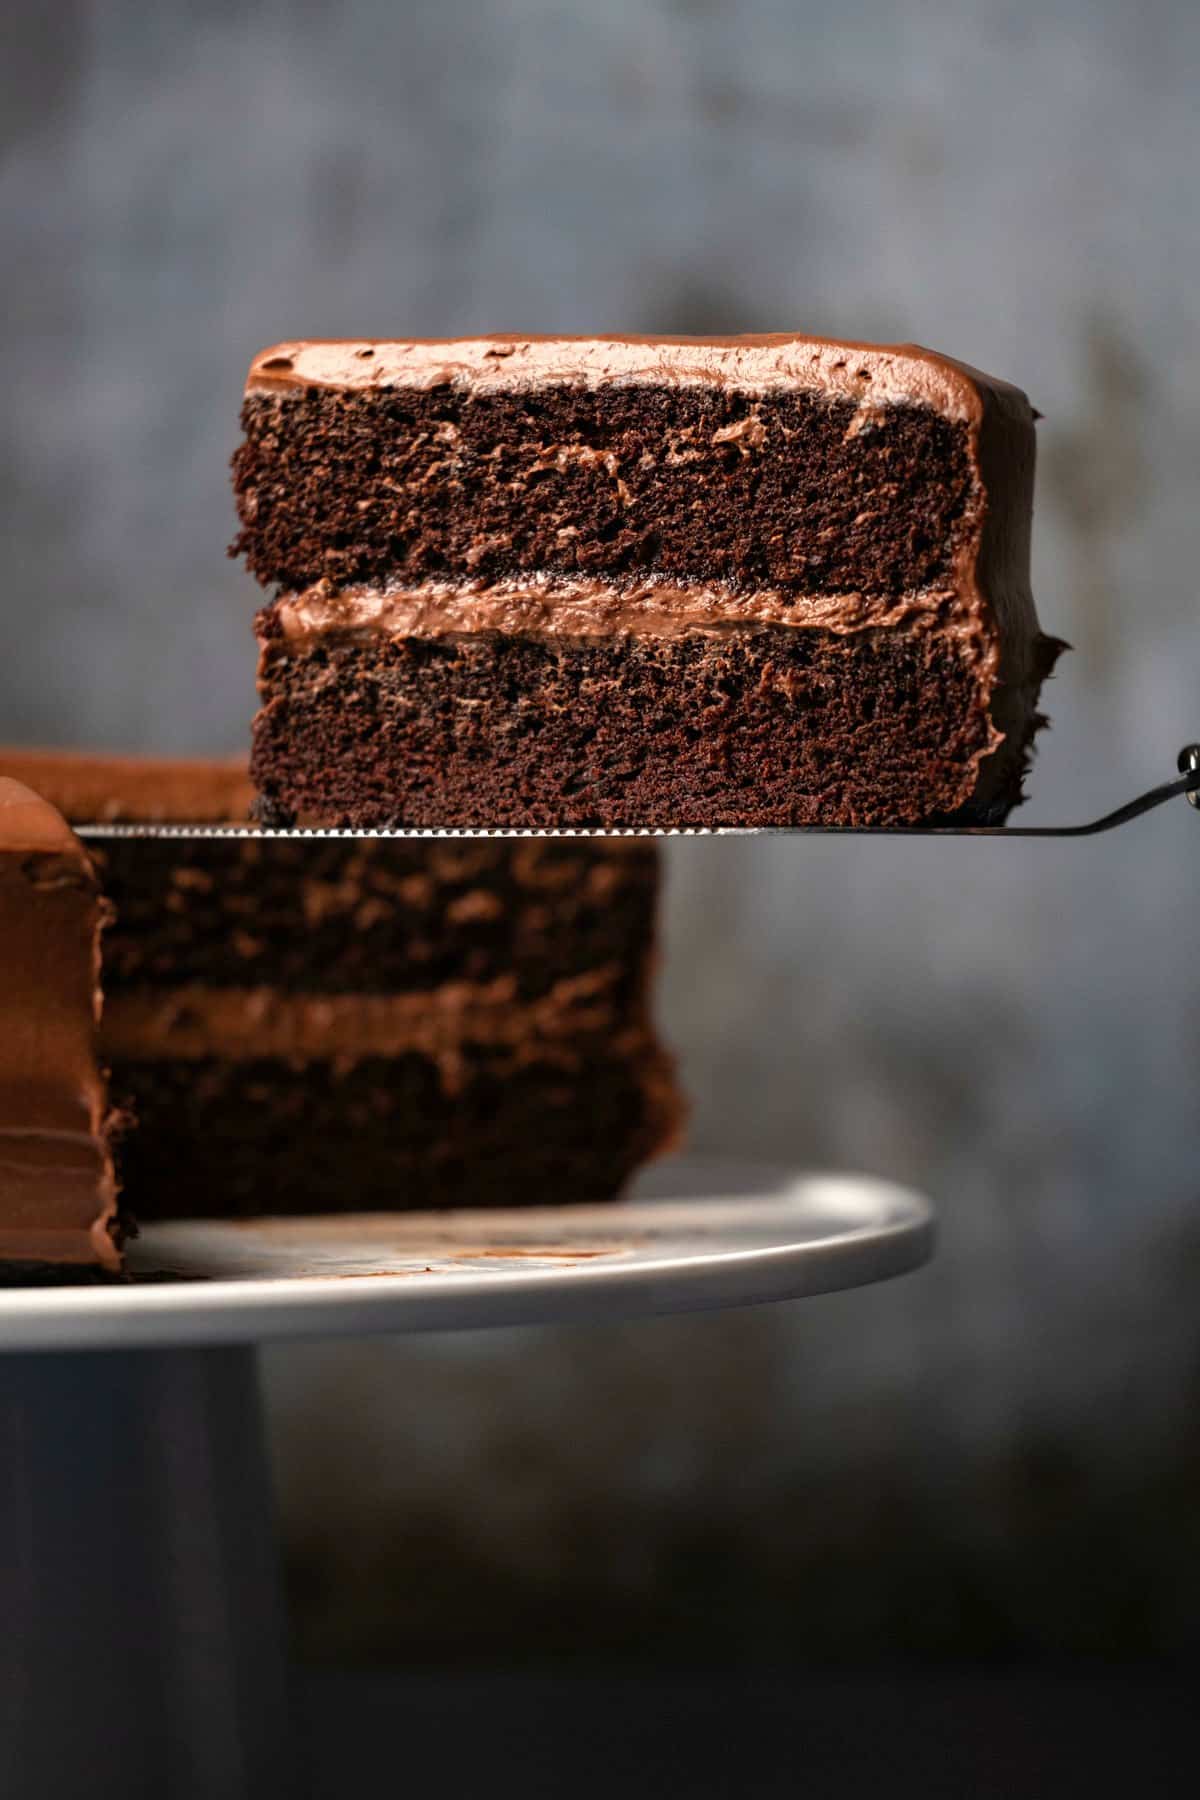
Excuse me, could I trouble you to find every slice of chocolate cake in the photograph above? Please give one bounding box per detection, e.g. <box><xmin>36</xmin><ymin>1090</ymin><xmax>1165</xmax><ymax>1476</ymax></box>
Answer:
<box><xmin>233</xmin><ymin>334</ymin><xmax>1061</xmax><ymax>829</ymax></box>
<box><xmin>0</xmin><ymin>779</ymin><xmax>122</xmax><ymax>1277</ymax></box>
<box><xmin>3</xmin><ymin>752</ymin><xmax>680</xmax><ymax>1223</ymax></box>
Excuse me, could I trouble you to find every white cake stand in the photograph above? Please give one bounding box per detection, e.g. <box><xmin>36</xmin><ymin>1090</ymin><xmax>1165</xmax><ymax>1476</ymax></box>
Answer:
<box><xmin>0</xmin><ymin>1164</ymin><xmax>933</xmax><ymax>1800</ymax></box>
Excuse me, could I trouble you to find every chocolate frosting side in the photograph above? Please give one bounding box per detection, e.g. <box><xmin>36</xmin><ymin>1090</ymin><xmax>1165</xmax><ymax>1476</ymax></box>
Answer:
<box><xmin>0</xmin><ymin>750</ymin><xmax>253</xmax><ymax>824</ymax></box>
<box><xmin>963</xmin><ymin>382</ymin><xmax>1066</xmax><ymax>810</ymax></box>
<box><xmin>0</xmin><ymin>779</ymin><xmax>120</xmax><ymax>1269</ymax></box>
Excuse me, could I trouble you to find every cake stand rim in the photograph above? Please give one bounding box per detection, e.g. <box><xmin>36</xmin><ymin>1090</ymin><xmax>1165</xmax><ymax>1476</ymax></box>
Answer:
<box><xmin>0</xmin><ymin>1167</ymin><xmax>935</xmax><ymax>1353</ymax></box>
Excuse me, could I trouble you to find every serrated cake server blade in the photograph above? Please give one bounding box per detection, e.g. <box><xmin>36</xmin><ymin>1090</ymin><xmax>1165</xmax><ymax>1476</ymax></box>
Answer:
<box><xmin>74</xmin><ymin>747</ymin><xmax>1200</xmax><ymax>843</ymax></box>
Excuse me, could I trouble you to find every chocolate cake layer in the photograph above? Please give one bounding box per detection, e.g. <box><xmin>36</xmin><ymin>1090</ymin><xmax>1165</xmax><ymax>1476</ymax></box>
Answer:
<box><xmin>233</xmin><ymin>336</ymin><xmax>1026</xmax><ymax>603</ymax></box>
<box><xmin>252</xmin><ymin>619</ymin><xmax>1026</xmax><ymax>829</ymax></box>
<box><xmin>234</xmin><ymin>334</ymin><xmax>1061</xmax><ymax>828</ymax></box>
<box><xmin>0</xmin><ymin>779</ymin><xmax>122</xmax><ymax>1272</ymax></box>
<box><xmin>234</xmin><ymin>383</ymin><xmax>976</xmax><ymax>600</ymax></box>
<box><xmin>112</xmin><ymin>1046</ymin><xmax>672</xmax><ymax>1219</ymax></box>
<box><xmin>95</xmin><ymin>836</ymin><xmax>658</xmax><ymax>1001</ymax></box>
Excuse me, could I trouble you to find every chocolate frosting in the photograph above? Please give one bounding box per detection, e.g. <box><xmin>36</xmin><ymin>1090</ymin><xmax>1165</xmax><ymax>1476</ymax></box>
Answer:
<box><xmin>102</xmin><ymin>967</ymin><xmax>650</xmax><ymax>1106</ymax></box>
<box><xmin>0</xmin><ymin>779</ymin><xmax>120</xmax><ymax>1268</ymax></box>
<box><xmin>273</xmin><ymin>574</ymin><xmax>965</xmax><ymax>648</ymax></box>
<box><xmin>101</xmin><ymin>967</ymin><xmax>625</xmax><ymax>1062</ymax></box>
<box><xmin>244</xmin><ymin>334</ymin><xmax>1031</xmax><ymax>428</ymax></box>
<box><xmin>0</xmin><ymin>750</ymin><xmax>253</xmax><ymax>824</ymax></box>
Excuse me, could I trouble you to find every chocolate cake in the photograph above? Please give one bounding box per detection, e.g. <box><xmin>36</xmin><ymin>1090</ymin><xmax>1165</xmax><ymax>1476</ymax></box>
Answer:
<box><xmin>232</xmin><ymin>334</ymin><xmax>1062</xmax><ymax>829</ymax></box>
<box><xmin>0</xmin><ymin>752</ymin><xmax>680</xmax><ymax>1243</ymax></box>
<box><xmin>0</xmin><ymin>779</ymin><xmax>122</xmax><ymax>1276</ymax></box>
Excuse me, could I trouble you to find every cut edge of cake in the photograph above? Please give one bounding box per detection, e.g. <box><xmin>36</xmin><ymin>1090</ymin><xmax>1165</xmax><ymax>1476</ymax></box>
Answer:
<box><xmin>1</xmin><ymin>752</ymin><xmax>683</xmax><ymax>1249</ymax></box>
<box><xmin>233</xmin><ymin>332</ymin><xmax>1064</xmax><ymax>830</ymax></box>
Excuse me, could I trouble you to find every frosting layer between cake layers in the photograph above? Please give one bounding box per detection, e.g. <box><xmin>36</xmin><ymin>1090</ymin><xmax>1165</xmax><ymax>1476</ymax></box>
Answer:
<box><xmin>274</xmin><ymin>575</ymin><xmax>978</xmax><ymax>646</ymax></box>
<box><xmin>100</xmin><ymin>970</ymin><xmax>638</xmax><ymax>1067</ymax></box>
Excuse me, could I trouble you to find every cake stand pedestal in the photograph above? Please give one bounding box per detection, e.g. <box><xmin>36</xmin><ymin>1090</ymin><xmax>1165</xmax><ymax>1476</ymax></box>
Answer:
<box><xmin>0</xmin><ymin>1165</ymin><xmax>933</xmax><ymax>1800</ymax></box>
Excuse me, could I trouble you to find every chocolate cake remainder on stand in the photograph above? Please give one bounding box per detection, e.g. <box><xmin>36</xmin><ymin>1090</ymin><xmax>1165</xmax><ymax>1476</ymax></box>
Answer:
<box><xmin>0</xmin><ymin>778</ymin><xmax>122</xmax><ymax>1278</ymax></box>
<box><xmin>233</xmin><ymin>334</ymin><xmax>1062</xmax><ymax>829</ymax></box>
<box><xmin>1</xmin><ymin>752</ymin><xmax>680</xmax><ymax>1240</ymax></box>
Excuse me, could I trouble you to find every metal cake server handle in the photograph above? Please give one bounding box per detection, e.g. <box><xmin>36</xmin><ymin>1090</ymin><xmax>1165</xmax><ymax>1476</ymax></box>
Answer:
<box><xmin>75</xmin><ymin>744</ymin><xmax>1200</xmax><ymax>843</ymax></box>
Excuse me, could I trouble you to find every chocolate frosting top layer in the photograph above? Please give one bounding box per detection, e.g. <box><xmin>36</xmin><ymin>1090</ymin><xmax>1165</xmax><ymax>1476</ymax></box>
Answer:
<box><xmin>0</xmin><ymin>779</ymin><xmax>120</xmax><ymax>1269</ymax></box>
<box><xmin>244</xmin><ymin>334</ymin><xmax>1031</xmax><ymax>427</ymax></box>
<box><xmin>0</xmin><ymin>750</ymin><xmax>253</xmax><ymax>824</ymax></box>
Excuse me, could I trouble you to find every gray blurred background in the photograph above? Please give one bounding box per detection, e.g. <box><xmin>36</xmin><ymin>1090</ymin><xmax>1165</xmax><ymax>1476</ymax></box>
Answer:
<box><xmin>4</xmin><ymin>0</ymin><xmax>1200</xmax><ymax>1668</ymax></box>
